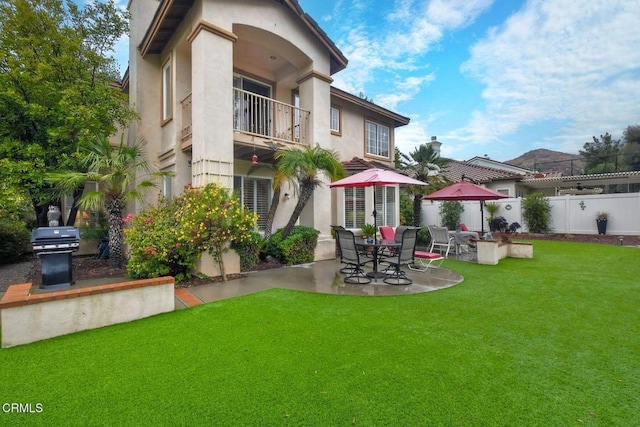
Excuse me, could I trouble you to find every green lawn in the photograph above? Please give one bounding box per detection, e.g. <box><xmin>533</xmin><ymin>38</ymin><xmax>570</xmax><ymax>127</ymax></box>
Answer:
<box><xmin>1</xmin><ymin>240</ymin><xmax>639</xmax><ymax>425</ymax></box>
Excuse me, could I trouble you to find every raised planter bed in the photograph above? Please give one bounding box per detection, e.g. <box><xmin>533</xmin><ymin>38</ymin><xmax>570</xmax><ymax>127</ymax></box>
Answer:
<box><xmin>476</xmin><ymin>240</ymin><xmax>533</xmax><ymax>265</ymax></box>
<box><xmin>0</xmin><ymin>277</ymin><xmax>174</xmax><ymax>348</ymax></box>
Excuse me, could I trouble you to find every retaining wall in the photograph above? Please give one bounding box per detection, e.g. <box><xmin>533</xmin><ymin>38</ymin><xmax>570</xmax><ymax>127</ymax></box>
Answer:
<box><xmin>0</xmin><ymin>277</ymin><xmax>174</xmax><ymax>348</ymax></box>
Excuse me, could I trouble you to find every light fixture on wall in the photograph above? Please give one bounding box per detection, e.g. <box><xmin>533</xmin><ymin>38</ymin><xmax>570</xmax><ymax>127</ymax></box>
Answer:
<box><xmin>251</xmin><ymin>145</ymin><xmax>258</xmax><ymax>164</ymax></box>
<box><xmin>284</xmin><ymin>193</ymin><xmax>290</xmax><ymax>200</ymax></box>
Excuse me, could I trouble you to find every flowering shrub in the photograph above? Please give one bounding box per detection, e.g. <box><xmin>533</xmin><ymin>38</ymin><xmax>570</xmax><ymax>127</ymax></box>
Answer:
<box><xmin>177</xmin><ymin>183</ymin><xmax>257</xmax><ymax>280</ymax></box>
<box><xmin>125</xmin><ymin>198</ymin><xmax>200</xmax><ymax>282</ymax></box>
<box><xmin>230</xmin><ymin>231</ymin><xmax>264</xmax><ymax>271</ymax></box>
<box><xmin>125</xmin><ymin>183</ymin><xmax>258</xmax><ymax>282</ymax></box>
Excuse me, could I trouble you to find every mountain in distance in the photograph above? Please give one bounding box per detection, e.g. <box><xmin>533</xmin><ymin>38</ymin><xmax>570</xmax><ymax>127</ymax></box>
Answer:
<box><xmin>505</xmin><ymin>149</ymin><xmax>586</xmax><ymax>176</ymax></box>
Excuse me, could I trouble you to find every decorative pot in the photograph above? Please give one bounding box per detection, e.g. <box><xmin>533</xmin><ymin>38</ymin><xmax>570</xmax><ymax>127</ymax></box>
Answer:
<box><xmin>596</xmin><ymin>219</ymin><xmax>607</xmax><ymax>235</ymax></box>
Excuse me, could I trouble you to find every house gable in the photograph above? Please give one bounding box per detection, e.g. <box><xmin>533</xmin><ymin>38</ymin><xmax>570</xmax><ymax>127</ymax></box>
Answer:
<box><xmin>138</xmin><ymin>0</ymin><xmax>347</xmax><ymax>75</ymax></box>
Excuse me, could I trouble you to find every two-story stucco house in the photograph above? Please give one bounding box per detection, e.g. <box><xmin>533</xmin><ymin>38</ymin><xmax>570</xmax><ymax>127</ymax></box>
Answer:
<box><xmin>123</xmin><ymin>0</ymin><xmax>409</xmax><ymax>260</ymax></box>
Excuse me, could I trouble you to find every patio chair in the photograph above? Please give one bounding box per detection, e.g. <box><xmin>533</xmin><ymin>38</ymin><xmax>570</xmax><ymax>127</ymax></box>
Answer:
<box><xmin>427</xmin><ymin>225</ymin><xmax>454</xmax><ymax>257</ymax></box>
<box><xmin>332</xmin><ymin>225</ymin><xmax>356</xmax><ymax>274</ymax></box>
<box><xmin>408</xmin><ymin>250</ymin><xmax>444</xmax><ymax>272</ymax></box>
<box><xmin>378</xmin><ymin>226</ymin><xmax>396</xmax><ymax>258</ymax></box>
<box><xmin>335</xmin><ymin>228</ymin><xmax>372</xmax><ymax>284</ymax></box>
<box><xmin>381</xmin><ymin>227</ymin><xmax>418</xmax><ymax>285</ymax></box>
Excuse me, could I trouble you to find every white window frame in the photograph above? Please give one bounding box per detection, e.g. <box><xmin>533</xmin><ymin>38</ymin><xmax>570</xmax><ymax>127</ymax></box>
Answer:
<box><xmin>161</xmin><ymin>56</ymin><xmax>172</xmax><ymax>123</ymax></box>
<box><xmin>366</xmin><ymin>120</ymin><xmax>390</xmax><ymax>158</ymax></box>
<box><xmin>330</xmin><ymin>106</ymin><xmax>341</xmax><ymax>135</ymax></box>
<box><xmin>344</xmin><ymin>187</ymin><xmax>365</xmax><ymax>229</ymax></box>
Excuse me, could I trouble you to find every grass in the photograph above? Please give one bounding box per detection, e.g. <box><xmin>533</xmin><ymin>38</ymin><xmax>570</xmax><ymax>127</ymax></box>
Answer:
<box><xmin>1</xmin><ymin>240</ymin><xmax>639</xmax><ymax>425</ymax></box>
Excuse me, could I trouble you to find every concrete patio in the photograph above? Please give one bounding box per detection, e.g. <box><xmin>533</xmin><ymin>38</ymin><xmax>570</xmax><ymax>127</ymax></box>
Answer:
<box><xmin>174</xmin><ymin>259</ymin><xmax>464</xmax><ymax>309</ymax></box>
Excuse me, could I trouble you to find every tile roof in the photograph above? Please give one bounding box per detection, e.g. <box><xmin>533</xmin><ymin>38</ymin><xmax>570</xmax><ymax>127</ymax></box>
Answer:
<box><xmin>442</xmin><ymin>160</ymin><xmax>522</xmax><ymax>183</ymax></box>
<box><xmin>342</xmin><ymin>157</ymin><xmax>397</xmax><ymax>174</ymax></box>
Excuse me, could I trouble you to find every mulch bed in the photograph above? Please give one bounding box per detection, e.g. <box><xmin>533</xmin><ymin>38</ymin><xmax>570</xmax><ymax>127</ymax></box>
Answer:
<box><xmin>26</xmin><ymin>255</ymin><xmax>284</xmax><ymax>289</ymax></box>
<box><xmin>514</xmin><ymin>232</ymin><xmax>640</xmax><ymax>246</ymax></box>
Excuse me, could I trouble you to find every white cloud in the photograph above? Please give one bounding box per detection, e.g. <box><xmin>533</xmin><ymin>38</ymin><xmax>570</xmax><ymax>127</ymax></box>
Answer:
<box><xmin>376</xmin><ymin>74</ymin><xmax>436</xmax><ymax>110</ymax></box>
<box><xmin>332</xmin><ymin>0</ymin><xmax>495</xmax><ymax>106</ymax></box>
<box><xmin>456</xmin><ymin>0</ymin><xmax>640</xmax><ymax>154</ymax></box>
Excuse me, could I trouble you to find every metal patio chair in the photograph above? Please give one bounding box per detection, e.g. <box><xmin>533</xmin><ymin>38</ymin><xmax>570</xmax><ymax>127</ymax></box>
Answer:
<box><xmin>335</xmin><ymin>228</ymin><xmax>372</xmax><ymax>284</ymax></box>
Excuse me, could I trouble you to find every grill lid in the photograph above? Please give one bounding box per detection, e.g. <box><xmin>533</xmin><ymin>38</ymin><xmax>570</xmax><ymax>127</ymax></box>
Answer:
<box><xmin>30</xmin><ymin>226</ymin><xmax>81</xmax><ymax>243</ymax></box>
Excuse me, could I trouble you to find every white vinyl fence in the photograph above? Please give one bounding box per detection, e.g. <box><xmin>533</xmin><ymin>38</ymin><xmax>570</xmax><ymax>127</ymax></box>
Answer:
<box><xmin>421</xmin><ymin>193</ymin><xmax>640</xmax><ymax>235</ymax></box>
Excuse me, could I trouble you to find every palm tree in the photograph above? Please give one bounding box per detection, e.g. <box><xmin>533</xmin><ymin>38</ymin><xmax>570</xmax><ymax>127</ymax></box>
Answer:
<box><xmin>275</xmin><ymin>144</ymin><xmax>346</xmax><ymax>239</ymax></box>
<box><xmin>398</xmin><ymin>144</ymin><xmax>448</xmax><ymax>226</ymax></box>
<box><xmin>48</xmin><ymin>136</ymin><xmax>169</xmax><ymax>267</ymax></box>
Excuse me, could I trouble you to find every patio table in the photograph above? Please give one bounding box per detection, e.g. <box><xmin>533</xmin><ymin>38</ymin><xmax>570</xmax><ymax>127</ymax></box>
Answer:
<box><xmin>355</xmin><ymin>239</ymin><xmax>400</xmax><ymax>280</ymax></box>
<box><xmin>448</xmin><ymin>231</ymin><xmax>480</xmax><ymax>253</ymax></box>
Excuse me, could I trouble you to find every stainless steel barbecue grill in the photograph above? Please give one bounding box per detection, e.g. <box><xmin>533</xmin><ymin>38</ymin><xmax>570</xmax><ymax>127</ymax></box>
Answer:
<box><xmin>30</xmin><ymin>226</ymin><xmax>80</xmax><ymax>289</ymax></box>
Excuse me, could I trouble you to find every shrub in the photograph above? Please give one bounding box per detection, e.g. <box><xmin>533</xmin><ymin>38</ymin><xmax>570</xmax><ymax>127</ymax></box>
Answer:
<box><xmin>439</xmin><ymin>201</ymin><xmax>464</xmax><ymax>230</ymax></box>
<box><xmin>416</xmin><ymin>226</ymin><xmax>431</xmax><ymax>247</ymax></box>
<box><xmin>231</xmin><ymin>231</ymin><xmax>264</xmax><ymax>272</ymax></box>
<box><xmin>125</xmin><ymin>183</ymin><xmax>258</xmax><ymax>282</ymax></box>
<box><xmin>522</xmin><ymin>192</ymin><xmax>552</xmax><ymax>233</ymax></box>
<box><xmin>399</xmin><ymin>193</ymin><xmax>413</xmax><ymax>225</ymax></box>
<box><xmin>264</xmin><ymin>226</ymin><xmax>319</xmax><ymax>265</ymax></box>
<box><xmin>125</xmin><ymin>197</ymin><xmax>199</xmax><ymax>282</ymax></box>
<box><xmin>0</xmin><ymin>217</ymin><xmax>30</xmax><ymax>264</ymax></box>
<box><xmin>490</xmin><ymin>216</ymin><xmax>508</xmax><ymax>232</ymax></box>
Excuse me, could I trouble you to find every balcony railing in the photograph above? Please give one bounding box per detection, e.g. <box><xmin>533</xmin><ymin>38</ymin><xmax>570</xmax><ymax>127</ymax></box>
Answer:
<box><xmin>181</xmin><ymin>93</ymin><xmax>192</xmax><ymax>142</ymax></box>
<box><xmin>180</xmin><ymin>90</ymin><xmax>310</xmax><ymax>148</ymax></box>
<box><xmin>233</xmin><ymin>88</ymin><xmax>310</xmax><ymax>145</ymax></box>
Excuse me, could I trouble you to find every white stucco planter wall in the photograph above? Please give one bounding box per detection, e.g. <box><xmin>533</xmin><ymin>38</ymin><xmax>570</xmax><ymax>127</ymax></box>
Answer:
<box><xmin>477</xmin><ymin>240</ymin><xmax>533</xmax><ymax>265</ymax></box>
<box><xmin>1</xmin><ymin>277</ymin><xmax>174</xmax><ymax>348</ymax></box>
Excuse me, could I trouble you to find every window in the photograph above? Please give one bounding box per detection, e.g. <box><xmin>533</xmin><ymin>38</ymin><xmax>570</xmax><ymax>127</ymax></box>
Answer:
<box><xmin>330</xmin><ymin>106</ymin><xmax>341</xmax><ymax>134</ymax></box>
<box><xmin>366</xmin><ymin>120</ymin><xmax>389</xmax><ymax>158</ymax></box>
<box><xmin>234</xmin><ymin>176</ymin><xmax>271</xmax><ymax>231</ymax></box>
<box><xmin>162</xmin><ymin>174</ymin><xmax>173</xmax><ymax>200</ymax></box>
<box><xmin>162</xmin><ymin>57</ymin><xmax>172</xmax><ymax>122</ymax></box>
<box><xmin>497</xmin><ymin>189</ymin><xmax>510</xmax><ymax>196</ymax></box>
<box><xmin>374</xmin><ymin>186</ymin><xmax>396</xmax><ymax>227</ymax></box>
<box><xmin>344</xmin><ymin>187</ymin><xmax>365</xmax><ymax>228</ymax></box>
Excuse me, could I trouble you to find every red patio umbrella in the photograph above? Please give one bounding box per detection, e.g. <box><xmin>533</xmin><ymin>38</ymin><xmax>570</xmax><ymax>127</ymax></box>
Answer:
<box><xmin>423</xmin><ymin>179</ymin><xmax>507</xmax><ymax>234</ymax></box>
<box><xmin>330</xmin><ymin>168</ymin><xmax>428</xmax><ymax>229</ymax></box>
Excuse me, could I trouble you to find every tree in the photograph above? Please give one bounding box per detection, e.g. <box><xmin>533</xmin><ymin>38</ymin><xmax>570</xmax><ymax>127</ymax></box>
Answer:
<box><xmin>274</xmin><ymin>144</ymin><xmax>346</xmax><ymax>239</ymax></box>
<box><xmin>621</xmin><ymin>125</ymin><xmax>640</xmax><ymax>171</ymax></box>
<box><xmin>47</xmin><ymin>136</ymin><xmax>169</xmax><ymax>268</ymax></box>
<box><xmin>579</xmin><ymin>133</ymin><xmax>623</xmax><ymax>174</ymax></box>
<box><xmin>0</xmin><ymin>0</ymin><xmax>136</xmax><ymax>226</ymax></box>
<box><xmin>397</xmin><ymin>144</ymin><xmax>448</xmax><ymax>226</ymax></box>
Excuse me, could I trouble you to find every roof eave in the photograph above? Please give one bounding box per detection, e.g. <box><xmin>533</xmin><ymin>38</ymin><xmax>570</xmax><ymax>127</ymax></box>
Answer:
<box><xmin>331</xmin><ymin>87</ymin><xmax>410</xmax><ymax>127</ymax></box>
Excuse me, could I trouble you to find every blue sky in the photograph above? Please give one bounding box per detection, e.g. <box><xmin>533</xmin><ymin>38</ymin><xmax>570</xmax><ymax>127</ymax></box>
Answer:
<box><xmin>108</xmin><ymin>0</ymin><xmax>640</xmax><ymax>162</ymax></box>
<box><xmin>294</xmin><ymin>0</ymin><xmax>640</xmax><ymax>161</ymax></box>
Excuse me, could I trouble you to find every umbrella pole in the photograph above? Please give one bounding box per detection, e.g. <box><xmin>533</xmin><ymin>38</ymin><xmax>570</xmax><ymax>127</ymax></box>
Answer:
<box><xmin>372</xmin><ymin>185</ymin><xmax>378</xmax><ymax>237</ymax></box>
<box><xmin>480</xmin><ymin>201</ymin><xmax>484</xmax><ymax>235</ymax></box>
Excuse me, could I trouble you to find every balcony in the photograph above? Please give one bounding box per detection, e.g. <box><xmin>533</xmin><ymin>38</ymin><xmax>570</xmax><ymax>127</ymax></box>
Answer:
<box><xmin>180</xmin><ymin>90</ymin><xmax>311</xmax><ymax>152</ymax></box>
